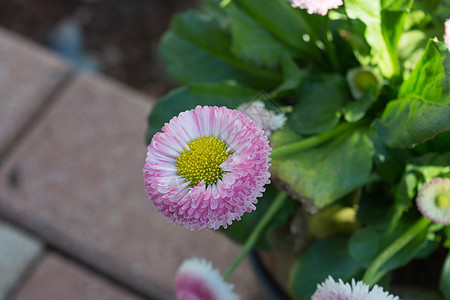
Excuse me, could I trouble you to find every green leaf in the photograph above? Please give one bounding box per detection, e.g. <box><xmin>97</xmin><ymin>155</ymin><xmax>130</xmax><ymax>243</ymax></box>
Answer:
<box><xmin>372</xmin><ymin>135</ymin><xmax>410</xmax><ymax>183</ymax></box>
<box><xmin>270</xmin><ymin>126</ymin><xmax>305</xmax><ymax>147</ymax></box>
<box><xmin>376</xmin><ymin>40</ymin><xmax>450</xmax><ymax>149</ymax></box>
<box><xmin>394</xmin><ymin>159</ymin><xmax>450</xmax><ymax>207</ymax></box>
<box><xmin>349</xmin><ymin>218</ymin><xmax>429</xmax><ymax>271</ymax></box>
<box><xmin>287</xmin><ymin>74</ymin><xmax>349</xmax><ymax>135</ymax></box>
<box><xmin>381</xmin><ymin>0</ymin><xmax>413</xmax><ymax>10</ymax></box>
<box><xmin>398</xmin><ymin>30</ymin><xmax>429</xmax><ymax>76</ymax></box>
<box><xmin>409</xmin><ymin>151</ymin><xmax>450</xmax><ymax>166</ymax></box>
<box><xmin>440</xmin><ymin>251</ymin><xmax>450</xmax><ymax>300</ymax></box>
<box><xmin>159</xmin><ymin>11</ymin><xmax>281</xmax><ymax>89</ymax></box>
<box><xmin>349</xmin><ymin>227</ymin><xmax>382</xmax><ymax>267</ymax></box>
<box><xmin>219</xmin><ymin>184</ymin><xmax>298</xmax><ymax>249</ymax></box>
<box><xmin>399</xmin><ymin>39</ymin><xmax>450</xmax><ymax>104</ymax></box>
<box><xmin>146</xmin><ymin>82</ymin><xmax>258</xmax><ymax>143</ymax></box>
<box><xmin>271</xmin><ymin>129</ymin><xmax>374</xmax><ymax>210</ymax></box>
<box><xmin>375</xmin><ymin>95</ymin><xmax>450</xmax><ymax>148</ymax></box>
<box><xmin>232</xmin><ymin>0</ymin><xmax>321</xmax><ymax>60</ymax></box>
<box><xmin>270</xmin><ymin>56</ymin><xmax>309</xmax><ymax>98</ymax></box>
<box><xmin>342</xmin><ymin>88</ymin><xmax>376</xmax><ymax>123</ymax></box>
<box><xmin>224</xmin><ymin>2</ymin><xmax>295</xmax><ymax>68</ymax></box>
<box><xmin>395</xmin><ymin>170</ymin><xmax>419</xmax><ymax>207</ymax></box>
<box><xmin>289</xmin><ymin>237</ymin><xmax>360</xmax><ymax>300</ymax></box>
<box><xmin>345</xmin><ymin>0</ymin><xmax>394</xmax><ymax>77</ymax></box>
<box><xmin>381</xmin><ymin>10</ymin><xmax>407</xmax><ymax>76</ymax></box>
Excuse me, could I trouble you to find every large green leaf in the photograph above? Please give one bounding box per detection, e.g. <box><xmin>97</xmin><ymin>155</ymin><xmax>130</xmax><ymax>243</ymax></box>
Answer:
<box><xmin>375</xmin><ymin>95</ymin><xmax>450</xmax><ymax>148</ymax></box>
<box><xmin>159</xmin><ymin>11</ymin><xmax>281</xmax><ymax>89</ymax></box>
<box><xmin>376</xmin><ymin>40</ymin><xmax>450</xmax><ymax>148</ymax></box>
<box><xmin>232</xmin><ymin>0</ymin><xmax>321</xmax><ymax>60</ymax></box>
<box><xmin>224</xmin><ymin>2</ymin><xmax>296</xmax><ymax>68</ymax></box>
<box><xmin>289</xmin><ymin>238</ymin><xmax>360</xmax><ymax>300</ymax></box>
<box><xmin>345</xmin><ymin>0</ymin><xmax>393</xmax><ymax>77</ymax></box>
<box><xmin>346</xmin><ymin>0</ymin><xmax>412</xmax><ymax>77</ymax></box>
<box><xmin>380</xmin><ymin>10</ymin><xmax>407</xmax><ymax>76</ymax></box>
<box><xmin>146</xmin><ymin>82</ymin><xmax>258</xmax><ymax>143</ymax></box>
<box><xmin>287</xmin><ymin>74</ymin><xmax>349</xmax><ymax>135</ymax></box>
<box><xmin>398</xmin><ymin>29</ymin><xmax>429</xmax><ymax>76</ymax></box>
<box><xmin>270</xmin><ymin>129</ymin><xmax>374</xmax><ymax>210</ymax></box>
<box><xmin>399</xmin><ymin>39</ymin><xmax>450</xmax><ymax>104</ymax></box>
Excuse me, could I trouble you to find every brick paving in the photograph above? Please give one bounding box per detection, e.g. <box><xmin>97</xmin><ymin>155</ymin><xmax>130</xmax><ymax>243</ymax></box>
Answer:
<box><xmin>14</xmin><ymin>253</ymin><xmax>144</xmax><ymax>300</ymax></box>
<box><xmin>0</xmin><ymin>27</ymin><xmax>71</xmax><ymax>158</ymax></box>
<box><xmin>0</xmin><ymin>27</ymin><xmax>266</xmax><ymax>300</ymax></box>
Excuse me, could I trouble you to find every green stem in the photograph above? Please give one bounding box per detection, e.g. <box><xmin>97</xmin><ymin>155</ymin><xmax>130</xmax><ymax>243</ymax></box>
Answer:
<box><xmin>223</xmin><ymin>192</ymin><xmax>288</xmax><ymax>280</ymax></box>
<box><xmin>362</xmin><ymin>217</ymin><xmax>431</xmax><ymax>286</ymax></box>
<box><xmin>270</xmin><ymin>121</ymin><xmax>359</xmax><ymax>159</ymax></box>
<box><xmin>386</xmin><ymin>205</ymin><xmax>405</xmax><ymax>236</ymax></box>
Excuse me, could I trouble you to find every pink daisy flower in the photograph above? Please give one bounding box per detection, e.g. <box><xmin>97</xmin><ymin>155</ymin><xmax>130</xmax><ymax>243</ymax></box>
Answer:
<box><xmin>445</xmin><ymin>18</ymin><xmax>450</xmax><ymax>49</ymax></box>
<box><xmin>416</xmin><ymin>177</ymin><xmax>450</xmax><ymax>225</ymax></box>
<box><xmin>289</xmin><ymin>0</ymin><xmax>343</xmax><ymax>16</ymax></box>
<box><xmin>312</xmin><ymin>276</ymin><xmax>400</xmax><ymax>300</ymax></box>
<box><xmin>143</xmin><ymin>105</ymin><xmax>271</xmax><ymax>230</ymax></box>
<box><xmin>175</xmin><ymin>258</ymin><xmax>239</xmax><ymax>300</ymax></box>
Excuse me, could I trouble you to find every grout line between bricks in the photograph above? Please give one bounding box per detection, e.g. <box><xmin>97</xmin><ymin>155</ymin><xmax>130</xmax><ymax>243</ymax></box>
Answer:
<box><xmin>0</xmin><ymin>212</ymin><xmax>160</xmax><ymax>300</ymax></box>
<box><xmin>47</xmin><ymin>245</ymin><xmax>156</xmax><ymax>300</ymax></box>
<box><xmin>0</xmin><ymin>70</ymin><xmax>76</xmax><ymax>170</ymax></box>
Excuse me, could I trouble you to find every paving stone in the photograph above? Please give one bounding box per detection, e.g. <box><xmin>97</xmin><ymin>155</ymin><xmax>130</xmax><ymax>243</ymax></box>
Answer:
<box><xmin>0</xmin><ymin>219</ymin><xmax>43</xmax><ymax>299</ymax></box>
<box><xmin>14</xmin><ymin>252</ymin><xmax>143</xmax><ymax>300</ymax></box>
<box><xmin>0</xmin><ymin>27</ymin><xmax>71</xmax><ymax>157</ymax></box>
<box><xmin>0</xmin><ymin>73</ymin><xmax>265</xmax><ymax>300</ymax></box>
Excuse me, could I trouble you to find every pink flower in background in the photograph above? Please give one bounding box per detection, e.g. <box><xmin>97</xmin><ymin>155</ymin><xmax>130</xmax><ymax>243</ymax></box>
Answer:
<box><xmin>312</xmin><ymin>276</ymin><xmax>400</xmax><ymax>300</ymax></box>
<box><xmin>237</xmin><ymin>100</ymin><xmax>287</xmax><ymax>136</ymax></box>
<box><xmin>289</xmin><ymin>0</ymin><xmax>343</xmax><ymax>16</ymax></box>
<box><xmin>445</xmin><ymin>19</ymin><xmax>450</xmax><ymax>48</ymax></box>
<box><xmin>416</xmin><ymin>177</ymin><xmax>450</xmax><ymax>225</ymax></box>
<box><xmin>175</xmin><ymin>258</ymin><xmax>240</xmax><ymax>300</ymax></box>
<box><xmin>143</xmin><ymin>105</ymin><xmax>271</xmax><ymax>230</ymax></box>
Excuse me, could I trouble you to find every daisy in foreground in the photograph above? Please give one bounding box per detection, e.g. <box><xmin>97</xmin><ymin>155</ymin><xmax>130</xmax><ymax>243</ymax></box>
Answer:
<box><xmin>416</xmin><ymin>177</ymin><xmax>450</xmax><ymax>225</ymax></box>
<box><xmin>175</xmin><ymin>258</ymin><xmax>239</xmax><ymax>300</ymax></box>
<box><xmin>289</xmin><ymin>0</ymin><xmax>343</xmax><ymax>16</ymax></box>
<box><xmin>312</xmin><ymin>276</ymin><xmax>400</xmax><ymax>300</ymax></box>
<box><xmin>143</xmin><ymin>105</ymin><xmax>271</xmax><ymax>230</ymax></box>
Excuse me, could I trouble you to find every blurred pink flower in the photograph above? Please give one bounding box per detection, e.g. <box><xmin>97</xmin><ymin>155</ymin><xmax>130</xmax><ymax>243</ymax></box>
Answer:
<box><xmin>312</xmin><ymin>276</ymin><xmax>399</xmax><ymax>300</ymax></box>
<box><xmin>175</xmin><ymin>258</ymin><xmax>239</xmax><ymax>300</ymax></box>
<box><xmin>445</xmin><ymin>19</ymin><xmax>450</xmax><ymax>48</ymax></box>
<box><xmin>237</xmin><ymin>100</ymin><xmax>286</xmax><ymax>136</ymax></box>
<box><xmin>289</xmin><ymin>0</ymin><xmax>343</xmax><ymax>16</ymax></box>
<box><xmin>417</xmin><ymin>177</ymin><xmax>450</xmax><ymax>225</ymax></box>
<box><xmin>143</xmin><ymin>105</ymin><xmax>271</xmax><ymax>230</ymax></box>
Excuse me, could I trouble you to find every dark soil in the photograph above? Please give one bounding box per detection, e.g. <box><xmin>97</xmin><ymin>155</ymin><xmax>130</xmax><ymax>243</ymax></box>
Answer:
<box><xmin>0</xmin><ymin>0</ymin><xmax>199</xmax><ymax>98</ymax></box>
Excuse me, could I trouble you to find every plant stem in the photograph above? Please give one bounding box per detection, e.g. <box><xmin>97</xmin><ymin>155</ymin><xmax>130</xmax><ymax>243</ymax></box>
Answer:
<box><xmin>270</xmin><ymin>121</ymin><xmax>359</xmax><ymax>159</ymax></box>
<box><xmin>223</xmin><ymin>192</ymin><xmax>288</xmax><ymax>281</ymax></box>
<box><xmin>362</xmin><ymin>217</ymin><xmax>431</xmax><ymax>286</ymax></box>
<box><xmin>386</xmin><ymin>205</ymin><xmax>405</xmax><ymax>236</ymax></box>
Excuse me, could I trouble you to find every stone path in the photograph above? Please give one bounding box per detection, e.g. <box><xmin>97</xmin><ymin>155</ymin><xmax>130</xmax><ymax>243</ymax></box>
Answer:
<box><xmin>0</xmin><ymin>27</ymin><xmax>266</xmax><ymax>300</ymax></box>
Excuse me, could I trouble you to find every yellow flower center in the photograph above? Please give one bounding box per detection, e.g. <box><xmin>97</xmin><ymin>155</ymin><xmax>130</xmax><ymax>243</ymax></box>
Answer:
<box><xmin>176</xmin><ymin>136</ymin><xmax>232</xmax><ymax>187</ymax></box>
<box><xmin>436</xmin><ymin>194</ymin><xmax>449</xmax><ymax>209</ymax></box>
